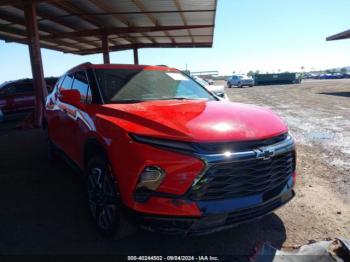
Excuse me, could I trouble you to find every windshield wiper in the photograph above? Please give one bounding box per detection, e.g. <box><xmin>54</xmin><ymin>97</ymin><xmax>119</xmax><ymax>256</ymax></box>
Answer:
<box><xmin>111</xmin><ymin>99</ymin><xmax>145</xmax><ymax>104</ymax></box>
<box><xmin>157</xmin><ymin>97</ymin><xmax>198</xmax><ymax>100</ymax></box>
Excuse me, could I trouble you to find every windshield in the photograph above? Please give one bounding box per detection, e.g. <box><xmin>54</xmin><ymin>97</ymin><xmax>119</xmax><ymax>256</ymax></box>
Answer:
<box><xmin>94</xmin><ymin>69</ymin><xmax>215</xmax><ymax>103</ymax></box>
<box><xmin>193</xmin><ymin>76</ymin><xmax>209</xmax><ymax>87</ymax></box>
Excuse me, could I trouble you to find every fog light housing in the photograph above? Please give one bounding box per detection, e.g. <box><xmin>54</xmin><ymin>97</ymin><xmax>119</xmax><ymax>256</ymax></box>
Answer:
<box><xmin>137</xmin><ymin>166</ymin><xmax>165</xmax><ymax>191</ymax></box>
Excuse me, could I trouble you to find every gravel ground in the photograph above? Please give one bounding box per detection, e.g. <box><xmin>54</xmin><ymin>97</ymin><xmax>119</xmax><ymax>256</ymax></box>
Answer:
<box><xmin>0</xmin><ymin>79</ymin><xmax>349</xmax><ymax>256</ymax></box>
<box><xmin>221</xmin><ymin>79</ymin><xmax>350</xmax><ymax>246</ymax></box>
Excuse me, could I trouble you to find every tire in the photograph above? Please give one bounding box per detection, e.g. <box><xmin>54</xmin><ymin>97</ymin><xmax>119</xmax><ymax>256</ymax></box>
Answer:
<box><xmin>249</xmin><ymin>85</ymin><xmax>253</xmax><ymax>87</ymax></box>
<box><xmin>86</xmin><ymin>155</ymin><xmax>136</xmax><ymax>239</ymax></box>
<box><xmin>227</xmin><ymin>82</ymin><xmax>232</xmax><ymax>88</ymax></box>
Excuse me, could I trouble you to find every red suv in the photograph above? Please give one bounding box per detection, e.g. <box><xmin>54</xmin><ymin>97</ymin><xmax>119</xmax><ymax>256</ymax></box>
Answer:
<box><xmin>45</xmin><ymin>63</ymin><xmax>296</xmax><ymax>238</ymax></box>
<box><xmin>0</xmin><ymin>78</ymin><xmax>57</xmax><ymax>122</ymax></box>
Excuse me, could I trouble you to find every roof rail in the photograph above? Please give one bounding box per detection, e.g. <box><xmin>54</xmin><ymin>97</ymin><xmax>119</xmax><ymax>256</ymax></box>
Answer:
<box><xmin>67</xmin><ymin>62</ymin><xmax>93</xmax><ymax>73</ymax></box>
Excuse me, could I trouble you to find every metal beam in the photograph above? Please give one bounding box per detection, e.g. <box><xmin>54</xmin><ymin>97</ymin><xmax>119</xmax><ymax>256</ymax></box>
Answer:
<box><xmin>72</xmin><ymin>42</ymin><xmax>213</xmax><ymax>55</ymax></box>
<box><xmin>102</xmin><ymin>34</ymin><xmax>110</xmax><ymax>64</ymax></box>
<box><xmin>41</xmin><ymin>25</ymin><xmax>213</xmax><ymax>39</ymax></box>
<box><xmin>0</xmin><ymin>13</ymin><xmax>84</xmax><ymax>51</ymax></box>
<box><xmin>52</xmin><ymin>1</ymin><xmax>119</xmax><ymax>47</ymax></box>
<box><xmin>0</xmin><ymin>32</ymin><xmax>70</xmax><ymax>52</ymax></box>
<box><xmin>88</xmin><ymin>0</ymin><xmax>156</xmax><ymax>45</ymax></box>
<box><xmin>174</xmin><ymin>0</ymin><xmax>194</xmax><ymax>43</ymax></box>
<box><xmin>37</xmin><ymin>9</ymin><xmax>216</xmax><ymax>22</ymax></box>
<box><xmin>133</xmin><ymin>48</ymin><xmax>139</xmax><ymax>65</ymax></box>
<box><xmin>131</xmin><ymin>0</ymin><xmax>175</xmax><ymax>44</ymax></box>
<box><xmin>23</xmin><ymin>1</ymin><xmax>46</xmax><ymax>127</ymax></box>
<box><xmin>326</xmin><ymin>29</ymin><xmax>350</xmax><ymax>41</ymax></box>
<box><xmin>14</xmin><ymin>5</ymin><xmax>101</xmax><ymax>48</ymax></box>
<box><xmin>0</xmin><ymin>0</ymin><xmax>63</xmax><ymax>6</ymax></box>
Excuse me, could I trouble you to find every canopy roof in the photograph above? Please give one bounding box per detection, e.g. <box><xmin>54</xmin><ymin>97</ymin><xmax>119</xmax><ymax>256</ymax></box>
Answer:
<box><xmin>326</xmin><ymin>29</ymin><xmax>350</xmax><ymax>41</ymax></box>
<box><xmin>0</xmin><ymin>0</ymin><xmax>217</xmax><ymax>55</ymax></box>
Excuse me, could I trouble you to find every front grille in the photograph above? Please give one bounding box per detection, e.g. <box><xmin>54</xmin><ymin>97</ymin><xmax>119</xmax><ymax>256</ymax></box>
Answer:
<box><xmin>191</xmin><ymin>133</ymin><xmax>287</xmax><ymax>154</ymax></box>
<box><xmin>188</xmin><ymin>151</ymin><xmax>295</xmax><ymax>201</ymax></box>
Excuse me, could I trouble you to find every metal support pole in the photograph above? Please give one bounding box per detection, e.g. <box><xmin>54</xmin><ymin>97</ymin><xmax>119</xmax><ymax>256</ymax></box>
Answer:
<box><xmin>133</xmin><ymin>48</ymin><xmax>139</xmax><ymax>65</ymax></box>
<box><xmin>24</xmin><ymin>1</ymin><xmax>47</xmax><ymax>127</ymax></box>
<box><xmin>102</xmin><ymin>34</ymin><xmax>110</xmax><ymax>64</ymax></box>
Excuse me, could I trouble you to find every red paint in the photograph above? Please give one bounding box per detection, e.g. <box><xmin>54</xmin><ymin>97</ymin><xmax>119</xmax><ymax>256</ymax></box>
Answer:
<box><xmin>0</xmin><ymin>79</ymin><xmax>56</xmax><ymax>116</ymax></box>
<box><xmin>45</xmin><ymin>63</ymin><xmax>291</xmax><ymax>217</ymax></box>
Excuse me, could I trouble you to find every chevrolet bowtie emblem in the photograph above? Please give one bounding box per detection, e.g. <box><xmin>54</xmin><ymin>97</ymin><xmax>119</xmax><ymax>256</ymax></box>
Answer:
<box><xmin>256</xmin><ymin>148</ymin><xmax>275</xmax><ymax>160</ymax></box>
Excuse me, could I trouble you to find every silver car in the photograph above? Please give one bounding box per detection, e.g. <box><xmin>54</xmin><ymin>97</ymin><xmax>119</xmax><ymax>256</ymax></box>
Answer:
<box><xmin>193</xmin><ymin>76</ymin><xmax>228</xmax><ymax>100</ymax></box>
<box><xmin>227</xmin><ymin>75</ymin><xmax>254</xmax><ymax>88</ymax></box>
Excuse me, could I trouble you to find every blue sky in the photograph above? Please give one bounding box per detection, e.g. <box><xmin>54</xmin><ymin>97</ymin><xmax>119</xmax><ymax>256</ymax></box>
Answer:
<box><xmin>1</xmin><ymin>0</ymin><xmax>350</xmax><ymax>83</ymax></box>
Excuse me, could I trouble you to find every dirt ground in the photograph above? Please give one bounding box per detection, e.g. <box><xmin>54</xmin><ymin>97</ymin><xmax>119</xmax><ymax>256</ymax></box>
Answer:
<box><xmin>221</xmin><ymin>79</ymin><xmax>350</xmax><ymax>246</ymax></box>
<box><xmin>0</xmin><ymin>79</ymin><xmax>349</xmax><ymax>256</ymax></box>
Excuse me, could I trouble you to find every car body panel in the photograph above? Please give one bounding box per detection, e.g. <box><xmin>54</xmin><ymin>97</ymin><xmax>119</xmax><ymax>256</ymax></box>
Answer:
<box><xmin>99</xmin><ymin>101</ymin><xmax>287</xmax><ymax>142</ymax></box>
<box><xmin>45</xmin><ymin>63</ymin><xmax>295</xmax><ymax>232</ymax></box>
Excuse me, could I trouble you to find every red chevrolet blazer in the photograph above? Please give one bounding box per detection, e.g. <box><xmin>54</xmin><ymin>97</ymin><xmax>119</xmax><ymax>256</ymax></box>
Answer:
<box><xmin>45</xmin><ymin>63</ymin><xmax>296</xmax><ymax>238</ymax></box>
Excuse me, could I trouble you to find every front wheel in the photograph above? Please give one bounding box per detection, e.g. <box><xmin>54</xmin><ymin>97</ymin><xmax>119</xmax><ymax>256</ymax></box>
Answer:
<box><xmin>227</xmin><ymin>82</ymin><xmax>232</xmax><ymax>88</ymax></box>
<box><xmin>86</xmin><ymin>155</ymin><xmax>136</xmax><ymax>239</ymax></box>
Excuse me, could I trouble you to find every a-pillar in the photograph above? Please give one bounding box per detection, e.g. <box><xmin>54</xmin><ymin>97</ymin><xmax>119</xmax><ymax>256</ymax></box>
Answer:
<box><xmin>133</xmin><ymin>47</ymin><xmax>139</xmax><ymax>65</ymax></box>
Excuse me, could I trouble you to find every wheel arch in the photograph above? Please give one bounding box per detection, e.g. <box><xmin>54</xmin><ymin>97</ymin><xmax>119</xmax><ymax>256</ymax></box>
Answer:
<box><xmin>83</xmin><ymin>137</ymin><xmax>109</xmax><ymax>170</ymax></box>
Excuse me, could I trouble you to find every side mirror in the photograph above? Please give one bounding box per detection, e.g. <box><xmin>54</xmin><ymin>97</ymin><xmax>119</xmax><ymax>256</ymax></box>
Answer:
<box><xmin>59</xmin><ymin>89</ymin><xmax>81</xmax><ymax>106</ymax></box>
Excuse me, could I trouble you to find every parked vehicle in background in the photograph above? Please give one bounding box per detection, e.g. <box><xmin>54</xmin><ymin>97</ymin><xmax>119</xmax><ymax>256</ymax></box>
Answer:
<box><xmin>193</xmin><ymin>76</ymin><xmax>228</xmax><ymax>100</ymax></box>
<box><xmin>204</xmin><ymin>78</ymin><xmax>214</xmax><ymax>85</ymax></box>
<box><xmin>254</xmin><ymin>73</ymin><xmax>301</xmax><ymax>86</ymax></box>
<box><xmin>227</xmin><ymin>74</ymin><xmax>254</xmax><ymax>88</ymax></box>
<box><xmin>319</xmin><ymin>74</ymin><xmax>337</xmax><ymax>80</ymax></box>
<box><xmin>0</xmin><ymin>77</ymin><xmax>57</xmax><ymax>122</ymax></box>
<box><xmin>45</xmin><ymin>63</ymin><xmax>296</xmax><ymax>238</ymax></box>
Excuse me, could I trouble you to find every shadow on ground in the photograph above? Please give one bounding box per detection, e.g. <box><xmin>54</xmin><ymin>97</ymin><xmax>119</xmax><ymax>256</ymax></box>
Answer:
<box><xmin>318</xmin><ymin>92</ymin><xmax>350</xmax><ymax>98</ymax></box>
<box><xmin>0</xmin><ymin>121</ymin><xmax>287</xmax><ymax>256</ymax></box>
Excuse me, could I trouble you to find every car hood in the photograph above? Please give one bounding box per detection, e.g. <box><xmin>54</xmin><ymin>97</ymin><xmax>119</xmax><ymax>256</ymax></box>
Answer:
<box><xmin>98</xmin><ymin>100</ymin><xmax>288</xmax><ymax>142</ymax></box>
<box><xmin>205</xmin><ymin>85</ymin><xmax>225</xmax><ymax>93</ymax></box>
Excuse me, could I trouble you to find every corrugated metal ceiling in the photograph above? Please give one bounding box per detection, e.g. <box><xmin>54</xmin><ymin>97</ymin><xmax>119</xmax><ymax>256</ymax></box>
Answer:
<box><xmin>0</xmin><ymin>0</ymin><xmax>217</xmax><ymax>54</ymax></box>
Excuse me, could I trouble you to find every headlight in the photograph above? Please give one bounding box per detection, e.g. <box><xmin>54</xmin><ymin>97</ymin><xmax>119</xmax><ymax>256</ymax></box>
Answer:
<box><xmin>130</xmin><ymin>134</ymin><xmax>195</xmax><ymax>152</ymax></box>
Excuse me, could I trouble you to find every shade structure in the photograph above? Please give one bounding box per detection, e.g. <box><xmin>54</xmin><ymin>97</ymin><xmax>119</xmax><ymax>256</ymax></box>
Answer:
<box><xmin>0</xmin><ymin>0</ymin><xmax>217</xmax><ymax>55</ymax></box>
<box><xmin>326</xmin><ymin>29</ymin><xmax>350</xmax><ymax>41</ymax></box>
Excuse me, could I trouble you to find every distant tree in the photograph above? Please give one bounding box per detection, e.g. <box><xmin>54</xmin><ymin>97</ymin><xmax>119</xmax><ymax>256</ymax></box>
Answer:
<box><xmin>255</xmin><ymin>70</ymin><xmax>260</xmax><ymax>75</ymax></box>
<box><xmin>247</xmin><ymin>71</ymin><xmax>255</xmax><ymax>77</ymax></box>
<box><xmin>340</xmin><ymin>67</ymin><xmax>348</xmax><ymax>74</ymax></box>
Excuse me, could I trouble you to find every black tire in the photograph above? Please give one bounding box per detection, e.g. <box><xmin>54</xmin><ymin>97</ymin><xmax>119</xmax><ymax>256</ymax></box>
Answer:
<box><xmin>86</xmin><ymin>155</ymin><xmax>136</xmax><ymax>239</ymax></box>
<box><xmin>249</xmin><ymin>85</ymin><xmax>253</xmax><ymax>87</ymax></box>
<box><xmin>227</xmin><ymin>82</ymin><xmax>232</xmax><ymax>88</ymax></box>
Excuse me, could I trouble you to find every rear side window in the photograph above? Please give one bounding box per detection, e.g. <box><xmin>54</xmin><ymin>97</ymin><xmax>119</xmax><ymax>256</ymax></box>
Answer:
<box><xmin>60</xmin><ymin>74</ymin><xmax>74</xmax><ymax>91</ymax></box>
<box><xmin>72</xmin><ymin>71</ymin><xmax>90</xmax><ymax>103</ymax></box>
<box><xmin>6</xmin><ymin>82</ymin><xmax>33</xmax><ymax>95</ymax></box>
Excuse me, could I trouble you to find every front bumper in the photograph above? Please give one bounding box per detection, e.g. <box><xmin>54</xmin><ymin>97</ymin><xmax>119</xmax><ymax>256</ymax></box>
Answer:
<box><xmin>127</xmin><ymin>186</ymin><xmax>294</xmax><ymax>236</ymax></box>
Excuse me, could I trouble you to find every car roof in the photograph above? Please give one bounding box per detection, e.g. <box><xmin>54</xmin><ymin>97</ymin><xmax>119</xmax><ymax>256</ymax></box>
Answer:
<box><xmin>0</xmin><ymin>77</ymin><xmax>58</xmax><ymax>89</ymax></box>
<box><xmin>67</xmin><ymin>62</ymin><xmax>179</xmax><ymax>74</ymax></box>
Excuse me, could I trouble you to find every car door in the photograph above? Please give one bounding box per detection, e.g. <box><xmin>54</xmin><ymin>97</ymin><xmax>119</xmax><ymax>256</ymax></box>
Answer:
<box><xmin>63</xmin><ymin>70</ymin><xmax>92</xmax><ymax>164</ymax></box>
<box><xmin>51</xmin><ymin>73</ymin><xmax>74</xmax><ymax>150</ymax></box>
